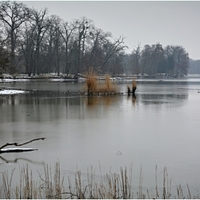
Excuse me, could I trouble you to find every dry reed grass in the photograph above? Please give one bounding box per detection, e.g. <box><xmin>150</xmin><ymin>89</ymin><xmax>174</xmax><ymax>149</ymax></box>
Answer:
<box><xmin>132</xmin><ymin>79</ymin><xmax>137</xmax><ymax>88</ymax></box>
<box><xmin>85</xmin><ymin>68</ymin><xmax>118</xmax><ymax>95</ymax></box>
<box><xmin>85</xmin><ymin>67</ymin><xmax>98</xmax><ymax>95</ymax></box>
<box><xmin>0</xmin><ymin>162</ymin><xmax>198</xmax><ymax>199</ymax></box>
<box><xmin>98</xmin><ymin>74</ymin><xmax>119</xmax><ymax>94</ymax></box>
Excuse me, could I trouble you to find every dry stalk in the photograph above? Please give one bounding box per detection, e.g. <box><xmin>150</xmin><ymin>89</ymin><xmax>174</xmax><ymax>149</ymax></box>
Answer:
<box><xmin>1</xmin><ymin>168</ymin><xmax>15</xmax><ymax>198</ymax></box>
<box><xmin>177</xmin><ymin>184</ymin><xmax>184</xmax><ymax>199</ymax></box>
<box><xmin>0</xmin><ymin>163</ymin><xmax>198</xmax><ymax>199</ymax></box>
<box><xmin>138</xmin><ymin>164</ymin><xmax>143</xmax><ymax>199</ymax></box>
<box><xmin>132</xmin><ymin>79</ymin><xmax>137</xmax><ymax>88</ymax></box>
<box><xmin>155</xmin><ymin>165</ymin><xmax>159</xmax><ymax>198</ymax></box>
<box><xmin>187</xmin><ymin>183</ymin><xmax>192</xmax><ymax>199</ymax></box>
<box><xmin>85</xmin><ymin>67</ymin><xmax>98</xmax><ymax>95</ymax></box>
<box><xmin>99</xmin><ymin>74</ymin><xmax>118</xmax><ymax>94</ymax></box>
<box><xmin>162</xmin><ymin>167</ymin><xmax>166</xmax><ymax>199</ymax></box>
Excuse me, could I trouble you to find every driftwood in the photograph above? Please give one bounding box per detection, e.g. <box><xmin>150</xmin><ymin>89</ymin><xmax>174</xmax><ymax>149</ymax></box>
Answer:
<box><xmin>0</xmin><ymin>137</ymin><xmax>45</xmax><ymax>154</ymax></box>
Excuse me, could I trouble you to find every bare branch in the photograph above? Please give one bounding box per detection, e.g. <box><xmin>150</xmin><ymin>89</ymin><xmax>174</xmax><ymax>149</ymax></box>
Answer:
<box><xmin>0</xmin><ymin>137</ymin><xmax>46</xmax><ymax>150</ymax></box>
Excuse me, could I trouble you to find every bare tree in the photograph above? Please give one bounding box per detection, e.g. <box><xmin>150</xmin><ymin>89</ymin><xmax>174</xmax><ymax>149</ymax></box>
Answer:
<box><xmin>59</xmin><ymin>20</ymin><xmax>77</xmax><ymax>75</ymax></box>
<box><xmin>74</xmin><ymin>17</ymin><xmax>91</xmax><ymax>75</ymax></box>
<box><xmin>164</xmin><ymin>45</ymin><xmax>189</xmax><ymax>77</ymax></box>
<box><xmin>21</xmin><ymin>21</ymin><xmax>37</xmax><ymax>76</ymax></box>
<box><xmin>141</xmin><ymin>43</ymin><xmax>165</xmax><ymax>75</ymax></box>
<box><xmin>87</xmin><ymin>28</ymin><xmax>111</xmax><ymax>71</ymax></box>
<box><xmin>0</xmin><ymin>36</ymin><xmax>10</xmax><ymax>75</ymax></box>
<box><xmin>140</xmin><ymin>45</ymin><xmax>153</xmax><ymax>75</ymax></box>
<box><xmin>173</xmin><ymin>46</ymin><xmax>189</xmax><ymax>77</ymax></box>
<box><xmin>149</xmin><ymin>43</ymin><xmax>164</xmax><ymax>75</ymax></box>
<box><xmin>130</xmin><ymin>44</ymin><xmax>141</xmax><ymax>75</ymax></box>
<box><xmin>30</xmin><ymin>8</ymin><xmax>50</xmax><ymax>75</ymax></box>
<box><xmin>164</xmin><ymin>45</ymin><xmax>175</xmax><ymax>74</ymax></box>
<box><xmin>100</xmin><ymin>36</ymin><xmax>127</xmax><ymax>70</ymax></box>
<box><xmin>88</xmin><ymin>29</ymin><xmax>101</xmax><ymax>68</ymax></box>
<box><xmin>45</xmin><ymin>15</ymin><xmax>63</xmax><ymax>75</ymax></box>
<box><xmin>106</xmin><ymin>52</ymin><xmax>125</xmax><ymax>76</ymax></box>
<box><xmin>0</xmin><ymin>1</ymin><xmax>31</xmax><ymax>74</ymax></box>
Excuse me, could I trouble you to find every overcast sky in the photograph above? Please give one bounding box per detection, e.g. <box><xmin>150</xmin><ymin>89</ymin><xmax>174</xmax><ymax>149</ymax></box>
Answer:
<box><xmin>23</xmin><ymin>1</ymin><xmax>200</xmax><ymax>60</ymax></box>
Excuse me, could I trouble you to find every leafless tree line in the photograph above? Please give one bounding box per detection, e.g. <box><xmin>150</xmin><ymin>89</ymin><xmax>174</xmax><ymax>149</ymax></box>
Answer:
<box><xmin>0</xmin><ymin>1</ymin><xmax>127</xmax><ymax>77</ymax></box>
<box><xmin>0</xmin><ymin>1</ymin><xmax>189</xmax><ymax>77</ymax></box>
<box><xmin>127</xmin><ymin>43</ymin><xmax>190</xmax><ymax>77</ymax></box>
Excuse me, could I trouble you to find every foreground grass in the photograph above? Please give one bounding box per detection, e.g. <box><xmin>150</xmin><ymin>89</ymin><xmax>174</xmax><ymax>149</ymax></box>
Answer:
<box><xmin>0</xmin><ymin>163</ymin><xmax>198</xmax><ymax>199</ymax></box>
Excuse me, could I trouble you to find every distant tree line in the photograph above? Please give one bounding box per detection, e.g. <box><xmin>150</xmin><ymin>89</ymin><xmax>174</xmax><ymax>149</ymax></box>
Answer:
<box><xmin>127</xmin><ymin>43</ymin><xmax>190</xmax><ymax>78</ymax></box>
<box><xmin>189</xmin><ymin>59</ymin><xmax>200</xmax><ymax>74</ymax></box>
<box><xmin>0</xmin><ymin>1</ymin><xmax>192</xmax><ymax>77</ymax></box>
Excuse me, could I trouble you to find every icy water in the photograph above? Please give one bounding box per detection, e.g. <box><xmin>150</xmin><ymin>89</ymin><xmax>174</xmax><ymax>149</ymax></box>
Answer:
<box><xmin>0</xmin><ymin>78</ymin><xmax>200</xmax><ymax>195</ymax></box>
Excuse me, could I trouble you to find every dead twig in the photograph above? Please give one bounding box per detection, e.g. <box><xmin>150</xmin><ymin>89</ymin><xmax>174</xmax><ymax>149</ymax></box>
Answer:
<box><xmin>0</xmin><ymin>137</ymin><xmax>46</xmax><ymax>150</ymax></box>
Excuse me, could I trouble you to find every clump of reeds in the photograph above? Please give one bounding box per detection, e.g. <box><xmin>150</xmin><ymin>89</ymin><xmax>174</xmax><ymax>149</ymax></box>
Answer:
<box><xmin>85</xmin><ymin>68</ymin><xmax>119</xmax><ymax>96</ymax></box>
<box><xmin>0</xmin><ymin>162</ymin><xmax>197</xmax><ymax>199</ymax></box>
<box><xmin>98</xmin><ymin>74</ymin><xmax>118</xmax><ymax>94</ymax></box>
<box><xmin>0</xmin><ymin>163</ymin><xmax>64</xmax><ymax>199</ymax></box>
<box><xmin>132</xmin><ymin>79</ymin><xmax>137</xmax><ymax>89</ymax></box>
<box><xmin>85</xmin><ymin>67</ymin><xmax>98</xmax><ymax>95</ymax></box>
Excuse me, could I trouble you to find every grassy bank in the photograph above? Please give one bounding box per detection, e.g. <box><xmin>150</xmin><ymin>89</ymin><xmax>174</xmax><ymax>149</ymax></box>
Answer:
<box><xmin>0</xmin><ymin>162</ymin><xmax>198</xmax><ymax>199</ymax></box>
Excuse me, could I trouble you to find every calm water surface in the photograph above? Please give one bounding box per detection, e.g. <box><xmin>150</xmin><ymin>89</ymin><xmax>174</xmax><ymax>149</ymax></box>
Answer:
<box><xmin>0</xmin><ymin>78</ymin><xmax>200</xmax><ymax>194</ymax></box>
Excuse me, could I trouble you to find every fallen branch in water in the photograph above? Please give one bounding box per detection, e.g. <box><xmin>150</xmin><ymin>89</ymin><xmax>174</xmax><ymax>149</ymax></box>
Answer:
<box><xmin>0</xmin><ymin>137</ymin><xmax>45</xmax><ymax>153</ymax></box>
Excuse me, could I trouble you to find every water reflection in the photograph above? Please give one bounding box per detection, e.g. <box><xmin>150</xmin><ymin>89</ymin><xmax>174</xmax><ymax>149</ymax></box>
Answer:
<box><xmin>86</xmin><ymin>95</ymin><xmax>119</xmax><ymax>107</ymax></box>
<box><xmin>0</xmin><ymin>91</ymin><xmax>188</xmax><ymax>107</ymax></box>
<box><xmin>0</xmin><ymin>89</ymin><xmax>189</xmax><ymax>123</ymax></box>
<box><xmin>139</xmin><ymin>93</ymin><xmax>188</xmax><ymax>105</ymax></box>
<box><xmin>127</xmin><ymin>93</ymin><xmax>137</xmax><ymax>104</ymax></box>
<box><xmin>0</xmin><ymin>155</ymin><xmax>45</xmax><ymax>165</ymax></box>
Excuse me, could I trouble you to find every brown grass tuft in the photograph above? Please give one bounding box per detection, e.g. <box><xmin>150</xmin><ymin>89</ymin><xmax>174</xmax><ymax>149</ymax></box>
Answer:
<box><xmin>132</xmin><ymin>79</ymin><xmax>137</xmax><ymax>88</ymax></box>
<box><xmin>85</xmin><ymin>67</ymin><xmax>98</xmax><ymax>95</ymax></box>
<box><xmin>85</xmin><ymin>69</ymin><xmax>118</xmax><ymax>95</ymax></box>
<box><xmin>98</xmin><ymin>74</ymin><xmax>118</xmax><ymax>94</ymax></box>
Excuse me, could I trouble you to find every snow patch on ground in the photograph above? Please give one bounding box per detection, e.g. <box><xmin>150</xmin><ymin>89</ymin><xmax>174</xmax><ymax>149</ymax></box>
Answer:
<box><xmin>0</xmin><ymin>89</ymin><xmax>27</xmax><ymax>95</ymax></box>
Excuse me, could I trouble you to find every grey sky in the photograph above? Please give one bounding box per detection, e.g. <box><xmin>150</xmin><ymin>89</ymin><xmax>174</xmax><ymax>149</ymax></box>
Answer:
<box><xmin>23</xmin><ymin>1</ymin><xmax>200</xmax><ymax>60</ymax></box>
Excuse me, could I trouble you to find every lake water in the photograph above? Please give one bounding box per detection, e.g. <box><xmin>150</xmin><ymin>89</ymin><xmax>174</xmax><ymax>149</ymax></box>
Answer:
<box><xmin>0</xmin><ymin>78</ymin><xmax>200</xmax><ymax>196</ymax></box>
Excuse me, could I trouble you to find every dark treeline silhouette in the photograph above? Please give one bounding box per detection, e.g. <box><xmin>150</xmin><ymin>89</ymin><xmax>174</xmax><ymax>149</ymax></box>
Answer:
<box><xmin>0</xmin><ymin>1</ymin><xmax>191</xmax><ymax>78</ymax></box>
<box><xmin>127</xmin><ymin>44</ymin><xmax>190</xmax><ymax>78</ymax></box>
<box><xmin>189</xmin><ymin>59</ymin><xmax>200</xmax><ymax>74</ymax></box>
